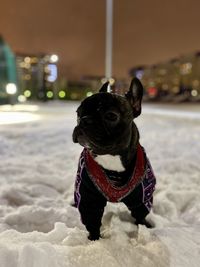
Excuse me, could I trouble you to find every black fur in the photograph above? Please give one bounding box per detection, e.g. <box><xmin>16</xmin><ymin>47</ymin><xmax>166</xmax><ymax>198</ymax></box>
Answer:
<box><xmin>73</xmin><ymin>78</ymin><xmax>155</xmax><ymax>240</ymax></box>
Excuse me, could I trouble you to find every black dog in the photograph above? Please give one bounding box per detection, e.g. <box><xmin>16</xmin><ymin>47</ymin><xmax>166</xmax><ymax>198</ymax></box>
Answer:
<box><xmin>73</xmin><ymin>78</ymin><xmax>156</xmax><ymax>240</ymax></box>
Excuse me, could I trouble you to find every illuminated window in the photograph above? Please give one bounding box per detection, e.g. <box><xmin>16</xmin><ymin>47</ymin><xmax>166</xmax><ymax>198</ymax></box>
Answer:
<box><xmin>47</xmin><ymin>64</ymin><xmax>58</xmax><ymax>82</ymax></box>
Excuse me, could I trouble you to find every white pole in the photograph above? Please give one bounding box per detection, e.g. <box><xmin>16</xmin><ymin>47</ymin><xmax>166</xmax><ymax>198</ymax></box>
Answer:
<box><xmin>105</xmin><ymin>0</ymin><xmax>113</xmax><ymax>82</ymax></box>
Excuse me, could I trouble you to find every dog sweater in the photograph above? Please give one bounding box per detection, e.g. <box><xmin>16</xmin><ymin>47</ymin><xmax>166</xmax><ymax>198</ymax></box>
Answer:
<box><xmin>74</xmin><ymin>144</ymin><xmax>156</xmax><ymax>231</ymax></box>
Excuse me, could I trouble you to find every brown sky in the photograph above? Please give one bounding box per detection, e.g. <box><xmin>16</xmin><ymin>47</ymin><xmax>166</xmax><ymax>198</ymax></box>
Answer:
<box><xmin>1</xmin><ymin>0</ymin><xmax>200</xmax><ymax>80</ymax></box>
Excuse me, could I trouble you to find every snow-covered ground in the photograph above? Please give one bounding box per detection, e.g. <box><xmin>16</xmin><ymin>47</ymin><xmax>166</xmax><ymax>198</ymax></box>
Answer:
<box><xmin>0</xmin><ymin>102</ymin><xmax>200</xmax><ymax>267</ymax></box>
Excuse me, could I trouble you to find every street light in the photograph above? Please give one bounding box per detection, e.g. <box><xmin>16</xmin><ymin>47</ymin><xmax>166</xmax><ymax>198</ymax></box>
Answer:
<box><xmin>105</xmin><ymin>0</ymin><xmax>113</xmax><ymax>91</ymax></box>
<box><xmin>6</xmin><ymin>83</ymin><xmax>17</xmax><ymax>95</ymax></box>
<box><xmin>5</xmin><ymin>83</ymin><xmax>17</xmax><ymax>105</ymax></box>
<box><xmin>50</xmin><ymin>54</ymin><xmax>59</xmax><ymax>63</ymax></box>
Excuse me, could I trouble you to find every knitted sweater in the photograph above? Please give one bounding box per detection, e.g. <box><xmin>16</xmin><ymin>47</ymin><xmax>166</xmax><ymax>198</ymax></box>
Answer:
<box><xmin>74</xmin><ymin>144</ymin><xmax>156</xmax><ymax>234</ymax></box>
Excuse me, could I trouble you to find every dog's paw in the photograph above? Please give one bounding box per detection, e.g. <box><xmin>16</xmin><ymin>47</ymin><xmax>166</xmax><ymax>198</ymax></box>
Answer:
<box><xmin>135</xmin><ymin>219</ymin><xmax>153</xmax><ymax>229</ymax></box>
<box><xmin>88</xmin><ymin>232</ymin><xmax>101</xmax><ymax>241</ymax></box>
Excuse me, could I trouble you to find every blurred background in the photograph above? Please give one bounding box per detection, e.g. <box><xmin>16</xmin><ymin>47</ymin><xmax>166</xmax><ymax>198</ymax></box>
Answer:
<box><xmin>1</xmin><ymin>0</ymin><xmax>200</xmax><ymax>104</ymax></box>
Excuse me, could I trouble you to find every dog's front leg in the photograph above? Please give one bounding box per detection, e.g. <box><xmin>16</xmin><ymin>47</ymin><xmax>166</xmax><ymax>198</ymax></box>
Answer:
<box><xmin>122</xmin><ymin>192</ymin><xmax>153</xmax><ymax>228</ymax></box>
<box><xmin>75</xmin><ymin>182</ymin><xmax>107</xmax><ymax>240</ymax></box>
<box><xmin>74</xmin><ymin>157</ymin><xmax>107</xmax><ymax>240</ymax></box>
<box><xmin>79</xmin><ymin>201</ymin><xmax>106</xmax><ymax>240</ymax></box>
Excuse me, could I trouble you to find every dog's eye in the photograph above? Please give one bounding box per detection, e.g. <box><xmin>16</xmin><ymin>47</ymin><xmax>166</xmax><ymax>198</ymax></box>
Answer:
<box><xmin>104</xmin><ymin>111</ymin><xmax>119</xmax><ymax>122</ymax></box>
<box><xmin>79</xmin><ymin>115</ymin><xmax>93</xmax><ymax>126</ymax></box>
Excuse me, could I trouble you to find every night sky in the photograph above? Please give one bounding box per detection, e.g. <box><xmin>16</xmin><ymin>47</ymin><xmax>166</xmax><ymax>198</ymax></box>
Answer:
<box><xmin>1</xmin><ymin>0</ymin><xmax>200</xmax><ymax>80</ymax></box>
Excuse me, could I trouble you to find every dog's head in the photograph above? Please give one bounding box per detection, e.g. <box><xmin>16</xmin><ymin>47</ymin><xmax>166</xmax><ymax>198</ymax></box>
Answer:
<box><xmin>72</xmin><ymin>78</ymin><xmax>143</xmax><ymax>155</ymax></box>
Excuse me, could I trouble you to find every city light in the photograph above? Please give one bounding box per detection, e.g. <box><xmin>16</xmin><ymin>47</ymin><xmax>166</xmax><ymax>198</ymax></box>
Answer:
<box><xmin>18</xmin><ymin>95</ymin><xmax>27</xmax><ymax>103</ymax></box>
<box><xmin>6</xmin><ymin>83</ymin><xmax>17</xmax><ymax>94</ymax></box>
<box><xmin>24</xmin><ymin>90</ymin><xmax>31</xmax><ymax>98</ymax></box>
<box><xmin>24</xmin><ymin>57</ymin><xmax>31</xmax><ymax>63</ymax></box>
<box><xmin>191</xmin><ymin>89</ymin><xmax>198</xmax><ymax>97</ymax></box>
<box><xmin>86</xmin><ymin>91</ymin><xmax>93</xmax><ymax>97</ymax></box>
<box><xmin>148</xmin><ymin>87</ymin><xmax>158</xmax><ymax>97</ymax></box>
<box><xmin>180</xmin><ymin>62</ymin><xmax>192</xmax><ymax>75</ymax></box>
<box><xmin>47</xmin><ymin>91</ymin><xmax>54</xmax><ymax>98</ymax></box>
<box><xmin>47</xmin><ymin>64</ymin><xmax>58</xmax><ymax>82</ymax></box>
<box><xmin>58</xmin><ymin>91</ymin><xmax>66</xmax><ymax>98</ymax></box>
<box><xmin>109</xmin><ymin>77</ymin><xmax>115</xmax><ymax>85</ymax></box>
<box><xmin>50</xmin><ymin>54</ymin><xmax>59</xmax><ymax>63</ymax></box>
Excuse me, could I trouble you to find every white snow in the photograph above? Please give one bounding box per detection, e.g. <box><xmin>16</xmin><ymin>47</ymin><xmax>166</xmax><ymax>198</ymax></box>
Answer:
<box><xmin>0</xmin><ymin>102</ymin><xmax>200</xmax><ymax>267</ymax></box>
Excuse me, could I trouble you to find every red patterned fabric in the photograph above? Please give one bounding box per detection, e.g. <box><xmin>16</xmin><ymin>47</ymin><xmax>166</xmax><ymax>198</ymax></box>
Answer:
<box><xmin>84</xmin><ymin>144</ymin><xmax>145</xmax><ymax>202</ymax></box>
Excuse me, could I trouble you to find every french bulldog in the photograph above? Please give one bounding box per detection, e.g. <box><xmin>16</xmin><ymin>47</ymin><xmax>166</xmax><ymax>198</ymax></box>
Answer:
<box><xmin>73</xmin><ymin>78</ymin><xmax>156</xmax><ymax>241</ymax></box>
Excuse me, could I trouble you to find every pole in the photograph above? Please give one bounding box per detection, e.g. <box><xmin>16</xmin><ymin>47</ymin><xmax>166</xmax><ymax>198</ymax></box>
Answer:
<box><xmin>105</xmin><ymin>0</ymin><xmax>113</xmax><ymax>81</ymax></box>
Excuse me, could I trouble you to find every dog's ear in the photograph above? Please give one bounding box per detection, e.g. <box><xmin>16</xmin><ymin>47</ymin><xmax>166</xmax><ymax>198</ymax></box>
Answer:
<box><xmin>99</xmin><ymin>81</ymin><xmax>109</xmax><ymax>93</ymax></box>
<box><xmin>125</xmin><ymin>77</ymin><xmax>143</xmax><ymax>118</ymax></box>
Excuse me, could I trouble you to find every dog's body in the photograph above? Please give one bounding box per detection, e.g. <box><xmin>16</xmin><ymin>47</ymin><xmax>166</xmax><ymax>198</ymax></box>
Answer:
<box><xmin>73</xmin><ymin>78</ymin><xmax>156</xmax><ymax>240</ymax></box>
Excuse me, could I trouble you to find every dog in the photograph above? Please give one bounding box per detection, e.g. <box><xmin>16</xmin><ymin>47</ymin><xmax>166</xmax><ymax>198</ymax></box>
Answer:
<box><xmin>73</xmin><ymin>78</ymin><xmax>156</xmax><ymax>240</ymax></box>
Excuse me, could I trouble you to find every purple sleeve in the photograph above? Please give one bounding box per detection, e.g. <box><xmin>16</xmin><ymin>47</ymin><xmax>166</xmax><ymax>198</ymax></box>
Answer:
<box><xmin>142</xmin><ymin>157</ymin><xmax>156</xmax><ymax>212</ymax></box>
<box><xmin>74</xmin><ymin>152</ymin><xmax>85</xmax><ymax>208</ymax></box>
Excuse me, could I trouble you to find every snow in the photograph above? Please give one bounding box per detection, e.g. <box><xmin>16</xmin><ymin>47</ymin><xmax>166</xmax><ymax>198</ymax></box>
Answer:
<box><xmin>0</xmin><ymin>102</ymin><xmax>200</xmax><ymax>267</ymax></box>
